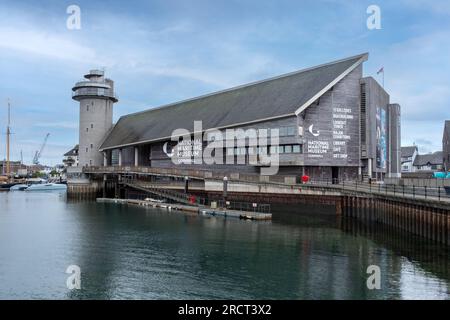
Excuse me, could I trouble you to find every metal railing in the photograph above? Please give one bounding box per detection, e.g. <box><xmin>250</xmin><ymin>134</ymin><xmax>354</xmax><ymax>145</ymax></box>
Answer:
<box><xmin>121</xmin><ymin>177</ymin><xmax>271</xmax><ymax>213</ymax></box>
<box><xmin>305</xmin><ymin>178</ymin><xmax>450</xmax><ymax>202</ymax></box>
<box><xmin>87</xmin><ymin>166</ymin><xmax>450</xmax><ymax>203</ymax></box>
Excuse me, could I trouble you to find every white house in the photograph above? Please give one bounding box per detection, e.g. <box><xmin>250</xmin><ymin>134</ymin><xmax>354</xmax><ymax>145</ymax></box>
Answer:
<box><xmin>401</xmin><ymin>146</ymin><xmax>418</xmax><ymax>173</ymax></box>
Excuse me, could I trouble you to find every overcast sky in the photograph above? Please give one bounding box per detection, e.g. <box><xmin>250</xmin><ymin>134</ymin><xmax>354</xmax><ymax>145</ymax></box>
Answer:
<box><xmin>0</xmin><ymin>0</ymin><xmax>449</xmax><ymax>165</ymax></box>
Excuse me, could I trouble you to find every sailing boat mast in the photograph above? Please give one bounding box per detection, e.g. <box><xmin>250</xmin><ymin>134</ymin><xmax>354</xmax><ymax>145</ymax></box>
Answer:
<box><xmin>6</xmin><ymin>99</ymin><xmax>11</xmax><ymax>179</ymax></box>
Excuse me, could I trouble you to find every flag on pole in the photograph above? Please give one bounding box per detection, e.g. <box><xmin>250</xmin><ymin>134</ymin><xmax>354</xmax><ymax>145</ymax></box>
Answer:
<box><xmin>377</xmin><ymin>67</ymin><xmax>385</xmax><ymax>88</ymax></box>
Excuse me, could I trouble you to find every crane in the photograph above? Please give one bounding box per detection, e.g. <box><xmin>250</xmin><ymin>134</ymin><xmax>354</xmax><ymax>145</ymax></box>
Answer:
<box><xmin>33</xmin><ymin>133</ymin><xmax>50</xmax><ymax>165</ymax></box>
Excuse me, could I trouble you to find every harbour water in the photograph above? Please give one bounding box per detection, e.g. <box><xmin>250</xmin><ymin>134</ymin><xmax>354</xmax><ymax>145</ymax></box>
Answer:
<box><xmin>0</xmin><ymin>191</ymin><xmax>448</xmax><ymax>300</ymax></box>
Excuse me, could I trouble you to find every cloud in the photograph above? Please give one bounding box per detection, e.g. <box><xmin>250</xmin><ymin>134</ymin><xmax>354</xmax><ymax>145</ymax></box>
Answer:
<box><xmin>1</xmin><ymin>0</ymin><xmax>449</xmax><ymax>162</ymax></box>
<box><xmin>373</xmin><ymin>29</ymin><xmax>450</xmax><ymax>152</ymax></box>
<box><xmin>0</xmin><ymin>27</ymin><xmax>102</xmax><ymax>64</ymax></box>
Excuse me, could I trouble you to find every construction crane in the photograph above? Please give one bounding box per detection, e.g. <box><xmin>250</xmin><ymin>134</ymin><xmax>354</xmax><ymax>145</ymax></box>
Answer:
<box><xmin>33</xmin><ymin>133</ymin><xmax>50</xmax><ymax>165</ymax></box>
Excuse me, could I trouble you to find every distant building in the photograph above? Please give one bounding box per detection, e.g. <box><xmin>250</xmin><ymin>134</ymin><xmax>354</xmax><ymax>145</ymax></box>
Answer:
<box><xmin>443</xmin><ymin>121</ymin><xmax>450</xmax><ymax>172</ymax></box>
<box><xmin>0</xmin><ymin>160</ymin><xmax>27</xmax><ymax>176</ymax></box>
<box><xmin>63</xmin><ymin>144</ymin><xmax>79</xmax><ymax>167</ymax></box>
<box><xmin>401</xmin><ymin>146</ymin><xmax>418</xmax><ymax>172</ymax></box>
<box><xmin>413</xmin><ymin>151</ymin><xmax>444</xmax><ymax>172</ymax></box>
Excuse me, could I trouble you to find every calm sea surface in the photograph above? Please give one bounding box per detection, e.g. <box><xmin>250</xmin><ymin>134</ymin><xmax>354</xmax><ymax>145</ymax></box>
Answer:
<box><xmin>0</xmin><ymin>191</ymin><xmax>448</xmax><ymax>300</ymax></box>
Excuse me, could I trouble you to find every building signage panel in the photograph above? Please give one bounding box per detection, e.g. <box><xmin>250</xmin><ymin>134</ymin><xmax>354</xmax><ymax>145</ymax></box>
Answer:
<box><xmin>305</xmin><ymin>103</ymin><xmax>357</xmax><ymax>166</ymax></box>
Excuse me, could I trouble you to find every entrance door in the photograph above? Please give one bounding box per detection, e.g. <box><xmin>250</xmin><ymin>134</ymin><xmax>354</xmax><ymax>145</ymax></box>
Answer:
<box><xmin>332</xmin><ymin>167</ymin><xmax>339</xmax><ymax>184</ymax></box>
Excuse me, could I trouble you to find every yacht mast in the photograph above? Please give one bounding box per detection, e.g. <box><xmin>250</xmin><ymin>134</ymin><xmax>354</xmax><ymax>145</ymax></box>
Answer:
<box><xmin>6</xmin><ymin>99</ymin><xmax>11</xmax><ymax>179</ymax></box>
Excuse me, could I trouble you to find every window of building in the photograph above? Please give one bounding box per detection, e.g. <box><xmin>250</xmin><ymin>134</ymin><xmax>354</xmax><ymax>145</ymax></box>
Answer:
<box><xmin>287</xmin><ymin>126</ymin><xmax>296</xmax><ymax>136</ymax></box>
<box><xmin>90</xmin><ymin>144</ymin><xmax>93</xmax><ymax>149</ymax></box>
<box><xmin>284</xmin><ymin>145</ymin><xmax>293</xmax><ymax>154</ymax></box>
<box><xmin>293</xmin><ymin>145</ymin><xmax>301</xmax><ymax>153</ymax></box>
<box><xmin>89</xmin><ymin>160</ymin><xmax>92</xmax><ymax>166</ymax></box>
<box><xmin>258</xmin><ymin>146</ymin><xmax>267</xmax><ymax>155</ymax></box>
<box><xmin>86</xmin><ymin>148</ymin><xmax>88</xmax><ymax>153</ymax></box>
<box><xmin>86</xmin><ymin>128</ymin><xmax>89</xmax><ymax>132</ymax></box>
<box><xmin>86</xmin><ymin>105</ymin><xmax>89</xmax><ymax>111</ymax></box>
<box><xmin>91</xmin><ymin>124</ymin><xmax>94</xmax><ymax>129</ymax></box>
<box><xmin>279</xmin><ymin>127</ymin><xmax>287</xmax><ymax>137</ymax></box>
<box><xmin>277</xmin><ymin>126</ymin><xmax>296</xmax><ymax>137</ymax></box>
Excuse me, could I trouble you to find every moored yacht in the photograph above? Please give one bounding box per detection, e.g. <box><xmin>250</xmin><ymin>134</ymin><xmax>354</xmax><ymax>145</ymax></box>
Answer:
<box><xmin>25</xmin><ymin>183</ymin><xmax>67</xmax><ymax>191</ymax></box>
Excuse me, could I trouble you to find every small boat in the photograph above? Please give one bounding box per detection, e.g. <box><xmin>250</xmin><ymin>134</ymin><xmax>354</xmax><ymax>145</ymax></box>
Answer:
<box><xmin>10</xmin><ymin>184</ymin><xmax>29</xmax><ymax>191</ymax></box>
<box><xmin>25</xmin><ymin>183</ymin><xmax>67</xmax><ymax>192</ymax></box>
<box><xmin>0</xmin><ymin>183</ymin><xmax>19</xmax><ymax>190</ymax></box>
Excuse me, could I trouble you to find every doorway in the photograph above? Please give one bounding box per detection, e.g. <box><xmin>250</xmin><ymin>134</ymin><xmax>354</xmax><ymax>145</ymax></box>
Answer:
<box><xmin>332</xmin><ymin>167</ymin><xmax>339</xmax><ymax>184</ymax></box>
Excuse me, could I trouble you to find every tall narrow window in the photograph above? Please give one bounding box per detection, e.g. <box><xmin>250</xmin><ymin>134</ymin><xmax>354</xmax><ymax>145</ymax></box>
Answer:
<box><xmin>86</xmin><ymin>105</ymin><xmax>89</xmax><ymax>111</ymax></box>
<box><xmin>91</xmin><ymin>124</ymin><xmax>94</xmax><ymax>129</ymax></box>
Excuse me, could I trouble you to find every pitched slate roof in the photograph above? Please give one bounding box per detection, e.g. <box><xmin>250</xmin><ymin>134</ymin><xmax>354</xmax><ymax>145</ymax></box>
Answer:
<box><xmin>100</xmin><ymin>53</ymin><xmax>368</xmax><ymax>150</ymax></box>
<box><xmin>413</xmin><ymin>151</ymin><xmax>444</xmax><ymax>166</ymax></box>
<box><xmin>64</xmin><ymin>144</ymin><xmax>79</xmax><ymax>157</ymax></box>
<box><xmin>401</xmin><ymin>146</ymin><xmax>418</xmax><ymax>159</ymax></box>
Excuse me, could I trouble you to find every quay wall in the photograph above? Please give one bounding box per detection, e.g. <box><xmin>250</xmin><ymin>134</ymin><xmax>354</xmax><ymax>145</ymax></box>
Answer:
<box><xmin>67</xmin><ymin>173</ymin><xmax>450</xmax><ymax>245</ymax></box>
<box><xmin>341</xmin><ymin>195</ymin><xmax>449</xmax><ymax>246</ymax></box>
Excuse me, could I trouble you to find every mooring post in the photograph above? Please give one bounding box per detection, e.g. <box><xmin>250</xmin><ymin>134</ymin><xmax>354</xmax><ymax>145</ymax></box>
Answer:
<box><xmin>184</xmin><ymin>176</ymin><xmax>189</xmax><ymax>194</ymax></box>
<box><xmin>103</xmin><ymin>174</ymin><xmax>107</xmax><ymax>198</ymax></box>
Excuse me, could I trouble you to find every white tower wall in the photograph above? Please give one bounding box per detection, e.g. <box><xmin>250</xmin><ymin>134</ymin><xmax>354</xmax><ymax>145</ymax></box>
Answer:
<box><xmin>72</xmin><ymin>70</ymin><xmax>117</xmax><ymax>167</ymax></box>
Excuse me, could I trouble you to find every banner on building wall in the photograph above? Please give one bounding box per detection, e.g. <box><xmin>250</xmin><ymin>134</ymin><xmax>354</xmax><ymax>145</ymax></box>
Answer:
<box><xmin>305</xmin><ymin>105</ymin><xmax>355</xmax><ymax>163</ymax></box>
<box><xmin>376</xmin><ymin>107</ymin><xmax>387</xmax><ymax>169</ymax></box>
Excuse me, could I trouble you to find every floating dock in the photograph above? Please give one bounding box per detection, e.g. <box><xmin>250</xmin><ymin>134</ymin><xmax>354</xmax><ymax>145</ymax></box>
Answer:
<box><xmin>96</xmin><ymin>198</ymin><xmax>272</xmax><ymax>221</ymax></box>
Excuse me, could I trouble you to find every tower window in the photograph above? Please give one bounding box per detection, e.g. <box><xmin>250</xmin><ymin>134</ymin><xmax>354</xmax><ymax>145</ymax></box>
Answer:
<box><xmin>91</xmin><ymin>124</ymin><xmax>93</xmax><ymax>129</ymax></box>
<box><xmin>86</xmin><ymin>128</ymin><xmax>88</xmax><ymax>132</ymax></box>
<box><xmin>90</xmin><ymin>144</ymin><xmax>93</xmax><ymax>149</ymax></box>
<box><xmin>86</xmin><ymin>105</ymin><xmax>89</xmax><ymax>111</ymax></box>
<box><xmin>86</xmin><ymin>148</ymin><xmax>88</xmax><ymax>152</ymax></box>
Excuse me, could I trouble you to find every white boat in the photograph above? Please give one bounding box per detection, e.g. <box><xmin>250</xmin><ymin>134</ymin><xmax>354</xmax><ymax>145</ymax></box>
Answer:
<box><xmin>25</xmin><ymin>183</ymin><xmax>67</xmax><ymax>191</ymax></box>
<box><xmin>9</xmin><ymin>184</ymin><xmax>29</xmax><ymax>191</ymax></box>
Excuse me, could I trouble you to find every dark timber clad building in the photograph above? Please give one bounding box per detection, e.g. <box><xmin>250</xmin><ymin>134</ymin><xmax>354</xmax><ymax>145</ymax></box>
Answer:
<box><xmin>77</xmin><ymin>53</ymin><xmax>401</xmax><ymax>181</ymax></box>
